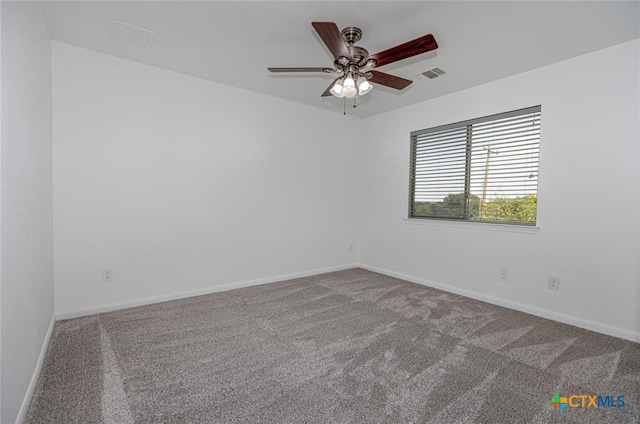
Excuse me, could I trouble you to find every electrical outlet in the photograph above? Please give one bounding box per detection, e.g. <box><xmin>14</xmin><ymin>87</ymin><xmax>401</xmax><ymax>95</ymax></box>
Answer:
<box><xmin>499</xmin><ymin>268</ymin><xmax>508</xmax><ymax>280</ymax></box>
<box><xmin>548</xmin><ymin>276</ymin><xmax>560</xmax><ymax>290</ymax></box>
<box><xmin>102</xmin><ymin>268</ymin><xmax>113</xmax><ymax>282</ymax></box>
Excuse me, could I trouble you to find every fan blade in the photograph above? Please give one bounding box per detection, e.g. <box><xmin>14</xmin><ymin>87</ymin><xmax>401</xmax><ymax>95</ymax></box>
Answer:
<box><xmin>312</xmin><ymin>22</ymin><xmax>351</xmax><ymax>60</ymax></box>
<box><xmin>369</xmin><ymin>70</ymin><xmax>413</xmax><ymax>90</ymax></box>
<box><xmin>321</xmin><ymin>78</ymin><xmax>339</xmax><ymax>97</ymax></box>
<box><xmin>370</xmin><ymin>34</ymin><xmax>438</xmax><ymax>68</ymax></box>
<box><xmin>268</xmin><ymin>67</ymin><xmax>333</xmax><ymax>73</ymax></box>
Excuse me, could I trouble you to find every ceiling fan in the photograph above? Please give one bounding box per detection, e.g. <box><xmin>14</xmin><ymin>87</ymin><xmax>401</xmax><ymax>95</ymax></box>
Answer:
<box><xmin>268</xmin><ymin>22</ymin><xmax>438</xmax><ymax>100</ymax></box>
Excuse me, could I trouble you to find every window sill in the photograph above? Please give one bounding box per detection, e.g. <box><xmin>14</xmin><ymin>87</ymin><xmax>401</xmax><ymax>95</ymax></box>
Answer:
<box><xmin>403</xmin><ymin>218</ymin><xmax>540</xmax><ymax>233</ymax></box>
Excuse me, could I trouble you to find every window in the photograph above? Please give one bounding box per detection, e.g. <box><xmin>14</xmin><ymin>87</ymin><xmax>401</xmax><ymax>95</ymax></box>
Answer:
<box><xmin>409</xmin><ymin>106</ymin><xmax>541</xmax><ymax>225</ymax></box>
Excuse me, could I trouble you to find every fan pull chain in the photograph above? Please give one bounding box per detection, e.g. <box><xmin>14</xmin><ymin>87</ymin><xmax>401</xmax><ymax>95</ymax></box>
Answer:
<box><xmin>353</xmin><ymin>96</ymin><xmax>357</xmax><ymax>108</ymax></box>
<box><xmin>343</xmin><ymin>97</ymin><xmax>346</xmax><ymax>115</ymax></box>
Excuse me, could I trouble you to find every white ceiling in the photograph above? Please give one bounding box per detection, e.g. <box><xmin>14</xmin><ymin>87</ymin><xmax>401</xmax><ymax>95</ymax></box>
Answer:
<box><xmin>43</xmin><ymin>1</ymin><xmax>639</xmax><ymax>118</ymax></box>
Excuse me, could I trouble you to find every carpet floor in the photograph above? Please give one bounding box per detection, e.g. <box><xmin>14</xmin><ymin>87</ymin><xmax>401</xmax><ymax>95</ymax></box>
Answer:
<box><xmin>26</xmin><ymin>268</ymin><xmax>640</xmax><ymax>423</ymax></box>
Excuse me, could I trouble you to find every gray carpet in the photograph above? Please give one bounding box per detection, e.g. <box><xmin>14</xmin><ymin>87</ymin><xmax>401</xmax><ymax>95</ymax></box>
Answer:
<box><xmin>26</xmin><ymin>268</ymin><xmax>640</xmax><ymax>423</ymax></box>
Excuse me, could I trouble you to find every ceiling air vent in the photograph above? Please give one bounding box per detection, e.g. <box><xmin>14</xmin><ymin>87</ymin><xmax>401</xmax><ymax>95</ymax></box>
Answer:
<box><xmin>421</xmin><ymin>67</ymin><xmax>446</xmax><ymax>79</ymax></box>
<box><xmin>108</xmin><ymin>18</ymin><xmax>155</xmax><ymax>49</ymax></box>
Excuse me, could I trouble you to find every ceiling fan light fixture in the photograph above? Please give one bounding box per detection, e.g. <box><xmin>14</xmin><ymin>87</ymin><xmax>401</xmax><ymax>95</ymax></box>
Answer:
<box><xmin>357</xmin><ymin>77</ymin><xmax>373</xmax><ymax>96</ymax></box>
<box><xmin>269</xmin><ymin>23</ymin><xmax>437</xmax><ymax>103</ymax></box>
<box><xmin>330</xmin><ymin>78</ymin><xmax>344</xmax><ymax>98</ymax></box>
<box><xmin>342</xmin><ymin>74</ymin><xmax>357</xmax><ymax>99</ymax></box>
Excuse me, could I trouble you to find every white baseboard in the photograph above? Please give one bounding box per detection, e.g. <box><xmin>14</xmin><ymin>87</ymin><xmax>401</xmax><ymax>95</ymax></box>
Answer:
<box><xmin>360</xmin><ymin>263</ymin><xmax>640</xmax><ymax>344</ymax></box>
<box><xmin>56</xmin><ymin>263</ymin><xmax>359</xmax><ymax>320</ymax></box>
<box><xmin>53</xmin><ymin>261</ymin><xmax>640</xmax><ymax>340</ymax></box>
<box><xmin>16</xmin><ymin>315</ymin><xmax>55</xmax><ymax>424</ymax></box>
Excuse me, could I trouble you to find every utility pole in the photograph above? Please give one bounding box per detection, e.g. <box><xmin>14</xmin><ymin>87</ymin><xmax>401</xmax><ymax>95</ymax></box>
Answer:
<box><xmin>480</xmin><ymin>145</ymin><xmax>498</xmax><ymax>220</ymax></box>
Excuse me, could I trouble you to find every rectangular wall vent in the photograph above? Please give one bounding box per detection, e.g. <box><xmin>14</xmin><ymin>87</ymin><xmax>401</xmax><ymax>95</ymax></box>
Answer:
<box><xmin>108</xmin><ymin>18</ymin><xmax>155</xmax><ymax>49</ymax></box>
<box><xmin>421</xmin><ymin>67</ymin><xmax>446</xmax><ymax>79</ymax></box>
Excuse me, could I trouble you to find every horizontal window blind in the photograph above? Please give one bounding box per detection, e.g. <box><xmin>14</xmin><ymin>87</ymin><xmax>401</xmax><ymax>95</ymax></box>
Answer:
<box><xmin>409</xmin><ymin>106</ymin><xmax>541</xmax><ymax>225</ymax></box>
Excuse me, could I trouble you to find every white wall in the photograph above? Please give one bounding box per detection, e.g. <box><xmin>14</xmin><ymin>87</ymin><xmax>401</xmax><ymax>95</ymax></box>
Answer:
<box><xmin>359</xmin><ymin>39</ymin><xmax>640</xmax><ymax>342</ymax></box>
<box><xmin>1</xmin><ymin>2</ymin><xmax>54</xmax><ymax>423</ymax></box>
<box><xmin>52</xmin><ymin>42</ymin><xmax>360</xmax><ymax>316</ymax></box>
<box><xmin>1</xmin><ymin>5</ymin><xmax>3</xmax><ymax>420</ymax></box>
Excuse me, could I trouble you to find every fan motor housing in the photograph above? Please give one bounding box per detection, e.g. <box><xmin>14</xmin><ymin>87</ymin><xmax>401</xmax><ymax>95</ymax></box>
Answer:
<box><xmin>349</xmin><ymin>46</ymin><xmax>369</xmax><ymax>66</ymax></box>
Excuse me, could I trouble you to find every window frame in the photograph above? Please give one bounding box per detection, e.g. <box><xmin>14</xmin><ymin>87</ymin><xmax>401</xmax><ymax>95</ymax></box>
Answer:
<box><xmin>408</xmin><ymin>105</ymin><xmax>541</xmax><ymax>226</ymax></box>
